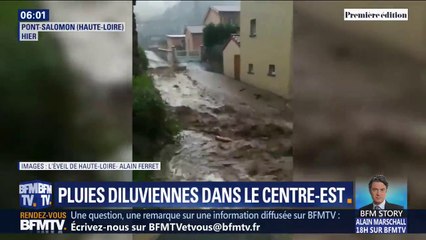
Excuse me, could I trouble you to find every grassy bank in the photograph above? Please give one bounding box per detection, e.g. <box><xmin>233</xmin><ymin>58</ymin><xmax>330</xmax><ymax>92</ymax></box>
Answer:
<box><xmin>133</xmin><ymin>69</ymin><xmax>180</xmax><ymax>181</ymax></box>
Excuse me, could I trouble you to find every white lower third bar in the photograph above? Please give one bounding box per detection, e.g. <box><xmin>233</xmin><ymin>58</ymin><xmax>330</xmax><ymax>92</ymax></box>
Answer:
<box><xmin>19</xmin><ymin>31</ymin><xmax>38</xmax><ymax>41</ymax></box>
<box><xmin>18</xmin><ymin>162</ymin><xmax>161</xmax><ymax>171</ymax></box>
<box><xmin>344</xmin><ymin>8</ymin><xmax>408</xmax><ymax>21</ymax></box>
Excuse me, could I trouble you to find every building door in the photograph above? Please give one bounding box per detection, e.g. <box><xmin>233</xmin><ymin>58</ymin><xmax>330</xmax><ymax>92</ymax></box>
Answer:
<box><xmin>234</xmin><ymin>54</ymin><xmax>240</xmax><ymax>80</ymax></box>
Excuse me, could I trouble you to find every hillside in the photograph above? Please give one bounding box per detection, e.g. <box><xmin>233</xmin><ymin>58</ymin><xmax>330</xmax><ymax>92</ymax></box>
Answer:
<box><xmin>137</xmin><ymin>1</ymin><xmax>239</xmax><ymax>47</ymax></box>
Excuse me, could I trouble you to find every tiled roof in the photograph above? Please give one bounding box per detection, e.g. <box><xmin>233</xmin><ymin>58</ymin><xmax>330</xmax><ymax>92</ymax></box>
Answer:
<box><xmin>211</xmin><ymin>5</ymin><xmax>241</xmax><ymax>13</ymax></box>
<box><xmin>185</xmin><ymin>25</ymin><xmax>204</xmax><ymax>34</ymax></box>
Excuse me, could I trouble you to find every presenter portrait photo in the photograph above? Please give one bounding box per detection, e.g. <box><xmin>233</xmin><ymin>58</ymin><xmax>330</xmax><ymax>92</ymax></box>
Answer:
<box><xmin>360</xmin><ymin>175</ymin><xmax>403</xmax><ymax>210</ymax></box>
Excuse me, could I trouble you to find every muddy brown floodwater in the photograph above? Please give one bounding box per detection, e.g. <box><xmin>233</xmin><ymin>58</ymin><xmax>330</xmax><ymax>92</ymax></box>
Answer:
<box><xmin>292</xmin><ymin>3</ymin><xmax>426</xmax><ymax>240</ymax></box>
<box><xmin>150</xmin><ymin>62</ymin><xmax>293</xmax><ymax>182</ymax></box>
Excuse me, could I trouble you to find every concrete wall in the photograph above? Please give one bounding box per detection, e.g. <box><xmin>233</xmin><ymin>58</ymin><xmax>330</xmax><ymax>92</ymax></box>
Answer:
<box><xmin>185</xmin><ymin>31</ymin><xmax>191</xmax><ymax>52</ymax></box>
<box><xmin>223</xmin><ymin>40</ymin><xmax>240</xmax><ymax>79</ymax></box>
<box><xmin>186</xmin><ymin>32</ymin><xmax>203</xmax><ymax>53</ymax></box>
<box><xmin>295</xmin><ymin>1</ymin><xmax>426</xmax><ymax>62</ymax></box>
<box><xmin>192</xmin><ymin>34</ymin><xmax>203</xmax><ymax>53</ymax></box>
<box><xmin>167</xmin><ymin>37</ymin><xmax>184</xmax><ymax>50</ymax></box>
<box><xmin>205</xmin><ymin>10</ymin><xmax>240</xmax><ymax>26</ymax></box>
<box><xmin>240</xmin><ymin>1</ymin><xmax>293</xmax><ymax>98</ymax></box>
<box><xmin>221</xmin><ymin>12</ymin><xmax>240</xmax><ymax>25</ymax></box>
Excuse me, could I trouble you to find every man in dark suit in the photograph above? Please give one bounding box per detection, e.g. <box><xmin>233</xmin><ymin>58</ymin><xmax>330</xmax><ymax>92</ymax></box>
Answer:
<box><xmin>360</xmin><ymin>175</ymin><xmax>403</xmax><ymax>210</ymax></box>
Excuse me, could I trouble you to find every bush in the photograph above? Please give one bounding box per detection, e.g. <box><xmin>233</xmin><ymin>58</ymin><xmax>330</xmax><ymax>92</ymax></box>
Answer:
<box><xmin>133</xmin><ymin>74</ymin><xmax>180</xmax><ymax>181</ymax></box>
<box><xmin>203</xmin><ymin>23</ymin><xmax>239</xmax><ymax>48</ymax></box>
<box><xmin>133</xmin><ymin>74</ymin><xmax>163</xmax><ymax>139</ymax></box>
<box><xmin>203</xmin><ymin>23</ymin><xmax>238</xmax><ymax>71</ymax></box>
<box><xmin>133</xmin><ymin>74</ymin><xmax>179</xmax><ymax>141</ymax></box>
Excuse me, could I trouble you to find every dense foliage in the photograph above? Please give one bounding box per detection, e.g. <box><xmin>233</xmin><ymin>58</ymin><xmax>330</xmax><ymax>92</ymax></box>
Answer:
<box><xmin>203</xmin><ymin>23</ymin><xmax>239</xmax><ymax>48</ymax></box>
<box><xmin>202</xmin><ymin>23</ymin><xmax>239</xmax><ymax>73</ymax></box>
<box><xmin>132</xmin><ymin>61</ymin><xmax>180</xmax><ymax>181</ymax></box>
<box><xmin>133</xmin><ymin>74</ymin><xmax>178</xmax><ymax>141</ymax></box>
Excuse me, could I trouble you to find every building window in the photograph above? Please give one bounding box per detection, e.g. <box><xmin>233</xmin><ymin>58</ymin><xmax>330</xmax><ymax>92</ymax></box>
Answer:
<box><xmin>268</xmin><ymin>64</ymin><xmax>276</xmax><ymax>76</ymax></box>
<box><xmin>248</xmin><ymin>64</ymin><xmax>254</xmax><ymax>74</ymax></box>
<box><xmin>250</xmin><ymin>19</ymin><xmax>256</xmax><ymax>37</ymax></box>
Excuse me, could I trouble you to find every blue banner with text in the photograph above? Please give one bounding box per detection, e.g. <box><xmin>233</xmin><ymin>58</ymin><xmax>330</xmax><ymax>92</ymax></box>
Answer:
<box><xmin>1</xmin><ymin>209</ymin><xmax>426</xmax><ymax>234</ymax></box>
<box><xmin>51</xmin><ymin>181</ymin><xmax>354</xmax><ymax>208</ymax></box>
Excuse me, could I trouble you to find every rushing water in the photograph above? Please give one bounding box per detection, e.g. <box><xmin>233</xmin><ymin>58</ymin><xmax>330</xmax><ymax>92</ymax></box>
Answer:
<box><xmin>151</xmin><ymin>63</ymin><xmax>293</xmax><ymax>183</ymax></box>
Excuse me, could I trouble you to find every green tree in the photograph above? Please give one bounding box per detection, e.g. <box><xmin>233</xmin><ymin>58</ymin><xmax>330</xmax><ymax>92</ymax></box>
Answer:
<box><xmin>203</xmin><ymin>23</ymin><xmax>238</xmax><ymax>72</ymax></box>
<box><xmin>132</xmin><ymin>73</ymin><xmax>180</xmax><ymax>181</ymax></box>
<box><xmin>203</xmin><ymin>23</ymin><xmax>238</xmax><ymax>47</ymax></box>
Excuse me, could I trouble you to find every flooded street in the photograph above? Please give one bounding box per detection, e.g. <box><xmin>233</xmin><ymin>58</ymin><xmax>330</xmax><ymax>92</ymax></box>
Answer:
<box><xmin>141</xmin><ymin>52</ymin><xmax>293</xmax><ymax>240</ymax></box>
<box><xmin>148</xmin><ymin>54</ymin><xmax>293</xmax><ymax>182</ymax></box>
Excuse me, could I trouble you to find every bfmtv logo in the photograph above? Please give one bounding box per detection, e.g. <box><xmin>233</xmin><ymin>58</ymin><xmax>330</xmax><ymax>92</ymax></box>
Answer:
<box><xmin>19</xmin><ymin>180</ymin><xmax>52</xmax><ymax>209</ymax></box>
